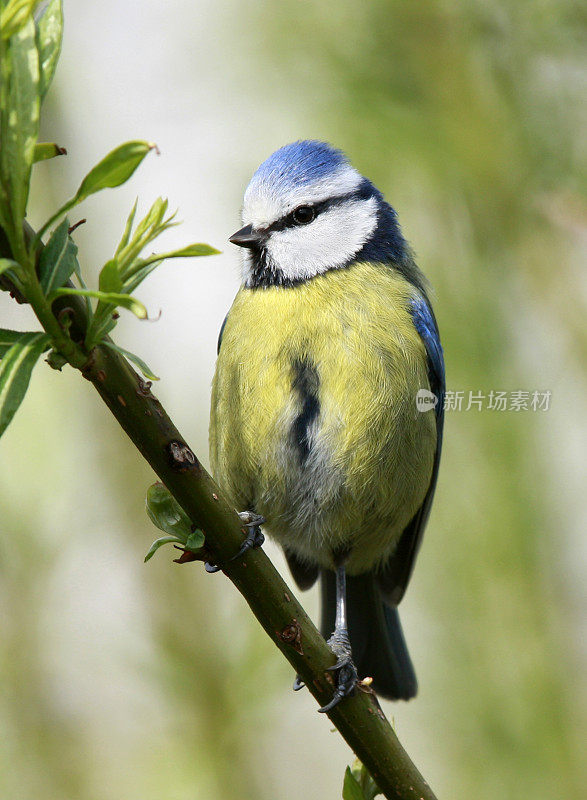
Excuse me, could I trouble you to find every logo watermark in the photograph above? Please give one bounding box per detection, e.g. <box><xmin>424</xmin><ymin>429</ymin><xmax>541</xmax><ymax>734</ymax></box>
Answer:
<box><xmin>416</xmin><ymin>389</ymin><xmax>552</xmax><ymax>412</ymax></box>
<box><xmin>416</xmin><ymin>389</ymin><xmax>439</xmax><ymax>412</ymax></box>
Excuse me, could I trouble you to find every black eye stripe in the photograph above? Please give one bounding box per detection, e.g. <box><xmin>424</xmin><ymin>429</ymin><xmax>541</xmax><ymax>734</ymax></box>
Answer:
<box><xmin>265</xmin><ymin>181</ymin><xmax>375</xmax><ymax>234</ymax></box>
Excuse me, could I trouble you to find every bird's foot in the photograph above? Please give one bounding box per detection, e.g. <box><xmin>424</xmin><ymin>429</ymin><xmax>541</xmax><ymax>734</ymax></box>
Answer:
<box><xmin>293</xmin><ymin>674</ymin><xmax>305</xmax><ymax>691</ymax></box>
<box><xmin>232</xmin><ymin>511</ymin><xmax>265</xmax><ymax>559</ymax></box>
<box><xmin>204</xmin><ymin>511</ymin><xmax>265</xmax><ymax>573</ymax></box>
<box><xmin>318</xmin><ymin>629</ymin><xmax>358</xmax><ymax>713</ymax></box>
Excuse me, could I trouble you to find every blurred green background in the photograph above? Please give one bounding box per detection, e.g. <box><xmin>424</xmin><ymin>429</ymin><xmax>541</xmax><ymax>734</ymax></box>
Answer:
<box><xmin>1</xmin><ymin>1</ymin><xmax>585</xmax><ymax>798</ymax></box>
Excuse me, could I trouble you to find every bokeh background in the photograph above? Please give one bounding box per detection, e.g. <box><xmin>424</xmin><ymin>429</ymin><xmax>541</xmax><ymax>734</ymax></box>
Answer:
<box><xmin>1</xmin><ymin>1</ymin><xmax>585</xmax><ymax>798</ymax></box>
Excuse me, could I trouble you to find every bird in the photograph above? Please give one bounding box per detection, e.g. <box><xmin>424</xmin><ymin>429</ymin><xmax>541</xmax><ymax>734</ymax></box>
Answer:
<box><xmin>209</xmin><ymin>140</ymin><xmax>445</xmax><ymax>712</ymax></box>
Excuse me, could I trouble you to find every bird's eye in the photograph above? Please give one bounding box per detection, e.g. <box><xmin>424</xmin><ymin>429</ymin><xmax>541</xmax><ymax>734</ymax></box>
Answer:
<box><xmin>292</xmin><ymin>205</ymin><xmax>316</xmax><ymax>225</ymax></box>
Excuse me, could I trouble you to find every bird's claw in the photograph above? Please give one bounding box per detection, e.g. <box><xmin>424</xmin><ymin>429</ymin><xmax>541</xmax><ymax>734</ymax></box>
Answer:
<box><xmin>204</xmin><ymin>511</ymin><xmax>265</xmax><ymax>573</ymax></box>
<box><xmin>293</xmin><ymin>674</ymin><xmax>305</xmax><ymax>691</ymax></box>
<box><xmin>230</xmin><ymin>512</ymin><xmax>265</xmax><ymax>561</ymax></box>
<box><xmin>317</xmin><ymin>629</ymin><xmax>358</xmax><ymax>712</ymax></box>
<box><xmin>237</xmin><ymin>511</ymin><xmax>265</xmax><ymax>528</ymax></box>
<box><xmin>318</xmin><ymin>657</ymin><xmax>358</xmax><ymax>712</ymax></box>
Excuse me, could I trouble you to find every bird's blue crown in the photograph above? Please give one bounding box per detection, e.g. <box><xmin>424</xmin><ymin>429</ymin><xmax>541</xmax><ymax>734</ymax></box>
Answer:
<box><xmin>249</xmin><ymin>140</ymin><xmax>350</xmax><ymax>193</ymax></box>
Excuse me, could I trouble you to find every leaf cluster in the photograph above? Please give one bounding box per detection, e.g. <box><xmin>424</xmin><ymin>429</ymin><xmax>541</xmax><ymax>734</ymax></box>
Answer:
<box><xmin>0</xmin><ymin>0</ymin><xmax>218</xmax><ymax>439</ymax></box>
<box><xmin>144</xmin><ymin>482</ymin><xmax>205</xmax><ymax>562</ymax></box>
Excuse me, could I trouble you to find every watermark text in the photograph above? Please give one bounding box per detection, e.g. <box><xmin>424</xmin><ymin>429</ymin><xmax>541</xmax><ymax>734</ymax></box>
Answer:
<box><xmin>416</xmin><ymin>389</ymin><xmax>552</xmax><ymax>412</ymax></box>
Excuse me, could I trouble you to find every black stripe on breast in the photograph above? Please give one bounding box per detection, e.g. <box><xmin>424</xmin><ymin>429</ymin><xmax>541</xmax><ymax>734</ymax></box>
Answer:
<box><xmin>291</xmin><ymin>359</ymin><xmax>320</xmax><ymax>463</ymax></box>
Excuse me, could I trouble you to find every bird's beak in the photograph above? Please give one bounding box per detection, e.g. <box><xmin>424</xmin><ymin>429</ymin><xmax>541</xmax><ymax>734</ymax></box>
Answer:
<box><xmin>229</xmin><ymin>224</ymin><xmax>265</xmax><ymax>249</ymax></box>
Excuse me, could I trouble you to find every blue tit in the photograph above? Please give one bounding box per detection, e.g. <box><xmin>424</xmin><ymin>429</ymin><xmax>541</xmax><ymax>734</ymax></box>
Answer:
<box><xmin>210</xmin><ymin>140</ymin><xmax>445</xmax><ymax>711</ymax></box>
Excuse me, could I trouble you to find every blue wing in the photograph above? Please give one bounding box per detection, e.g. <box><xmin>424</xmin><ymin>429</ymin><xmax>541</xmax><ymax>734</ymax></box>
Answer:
<box><xmin>217</xmin><ymin>314</ymin><xmax>228</xmax><ymax>354</ymax></box>
<box><xmin>377</xmin><ymin>293</ymin><xmax>445</xmax><ymax>605</ymax></box>
<box><xmin>410</xmin><ymin>294</ymin><xmax>445</xmax><ymax>415</ymax></box>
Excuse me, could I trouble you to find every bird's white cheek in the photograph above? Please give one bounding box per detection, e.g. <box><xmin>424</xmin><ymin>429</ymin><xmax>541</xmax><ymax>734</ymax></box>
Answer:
<box><xmin>267</xmin><ymin>197</ymin><xmax>378</xmax><ymax>281</ymax></box>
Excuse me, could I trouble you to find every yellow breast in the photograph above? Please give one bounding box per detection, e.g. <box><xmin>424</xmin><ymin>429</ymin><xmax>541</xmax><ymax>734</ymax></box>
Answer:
<box><xmin>209</xmin><ymin>262</ymin><xmax>437</xmax><ymax>573</ymax></box>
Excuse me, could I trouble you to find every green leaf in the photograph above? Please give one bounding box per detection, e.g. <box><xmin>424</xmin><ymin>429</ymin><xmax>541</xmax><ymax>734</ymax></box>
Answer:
<box><xmin>122</xmin><ymin>259</ymin><xmax>162</xmax><ymax>295</ymax></box>
<box><xmin>35</xmin><ymin>141</ymin><xmax>156</xmax><ymax>244</ymax></box>
<box><xmin>49</xmin><ymin>287</ymin><xmax>148</xmax><ymax>319</ymax></box>
<box><xmin>102</xmin><ymin>341</ymin><xmax>159</xmax><ymax>381</ymax></box>
<box><xmin>154</xmin><ymin>243</ymin><xmax>220</xmax><ymax>260</ymax></box>
<box><xmin>0</xmin><ymin>327</ymin><xmax>32</xmax><ymax>357</ymax></box>
<box><xmin>38</xmin><ymin>216</ymin><xmax>79</xmax><ymax>294</ymax></box>
<box><xmin>0</xmin><ymin>331</ymin><xmax>50</xmax><ymax>438</ymax></box>
<box><xmin>84</xmin><ymin>315</ymin><xmax>117</xmax><ymax>348</ymax></box>
<box><xmin>116</xmin><ymin>197</ymin><xmax>175</xmax><ymax>273</ymax></box>
<box><xmin>0</xmin><ymin>258</ymin><xmax>21</xmax><ymax>278</ymax></box>
<box><xmin>343</xmin><ymin>767</ymin><xmax>366</xmax><ymax>800</ymax></box>
<box><xmin>33</xmin><ymin>141</ymin><xmax>66</xmax><ymax>162</ymax></box>
<box><xmin>98</xmin><ymin>258</ymin><xmax>122</xmax><ymax>293</ymax></box>
<box><xmin>349</xmin><ymin>761</ymin><xmax>381</xmax><ymax>800</ymax></box>
<box><xmin>144</xmin><ymin>535</ymin><xmax>184</xmax><ymax>563</ymax></box>
<box><xmin>132</xmin><ymin>242</ymin><xmax>220</xmax><ymax>272</ymax></box>
<box><xmin>145</xmin><ymin>482</ymin><xmax>193</xmax><ymax>540</ymax></box>
<box><xmin>0</xmin><ymin>16</ymin><xmax>40</xmax><ymax>231</ymax></box>
<box><xmin>144</xmin><ymin>526</ymin><xmax>204</xmax><ymax>562</ymax></box>
<box><xmin>74</xmin><ymin>140</ymin><xmax>156</xmax><ymax>203</ymax></box>
<box><xmin>0</xmin><ymin>259</ymin><xmax>25</xmax><ymax>296</ymax></box>
<box><xmin>115</xmin><ymin>197</ymin><xmax>138</xmax><ymax>255</ymax></box>
<box><xmin>121</xmin><ymin>241</ymin><xmax>219</xmax><ymax>294</ymax></box>
<box><xmin>182</xmin><ymin>243</ymin><xmax>221</xmax><ymax>257</ymax></box>
<box><xmin>35</xmin><ymin>0</ymin><xmax>62</xmax><ymax>99</ymax></box>
<box><xmin>185</xmin><ymin>528</ymin><xmax>205</xmax><ymax>551</ymax></box>
<box><xmin>128</xmin><ymin>197</ymin><xmax>169</xmax><ymax>251</ymax></box>
<box><xmin>0</xmin><ymin>0</ymin><xmax>39</xmax><ymax>40</ymax></box>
